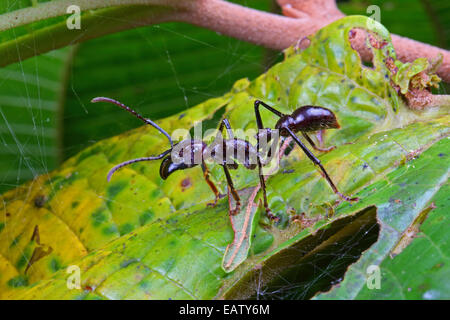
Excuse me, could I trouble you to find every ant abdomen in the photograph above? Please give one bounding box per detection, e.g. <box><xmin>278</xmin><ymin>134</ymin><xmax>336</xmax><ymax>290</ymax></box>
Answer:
<box><xmin>255</xmin><ymin>99</ymin><xmax>358</xmax><ymax>206</ymax></box>
<box><xmin>275</xmin><ymin>106</ymin><xmax>340</xmax><ymax>136</ymax></box>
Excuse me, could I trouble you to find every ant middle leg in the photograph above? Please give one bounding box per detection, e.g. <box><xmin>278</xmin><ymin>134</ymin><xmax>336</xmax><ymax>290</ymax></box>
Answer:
<box><xmin>257</xmin><ymin>158</ymin><xmax>279</xmax><ymax>221</ymax></box>
<box><xmin>222</xmin><ymin>165</ymin><xmax>241</xmax><ymax>215</ymax></box>
<box><xmin>201</xmin><ymin>162</ymin><xmax>220</xmax><ymax>207</ymax></box>
<box><xmin>286</xmin><ymin>127</ymin><xmax>358</xmax><ymax>202</ymax></box>
<box><xmin>301</xmin><ymin>132</ymin><xmax>336</xmax><ymax>153</ymax></box>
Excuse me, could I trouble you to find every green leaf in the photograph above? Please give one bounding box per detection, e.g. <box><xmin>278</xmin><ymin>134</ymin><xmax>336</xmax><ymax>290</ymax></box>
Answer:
<box><xmin>393</xmin><ymin>58</ymin><xmax>430</xmax><ymax>94</ymax></box>
<box><xmin>3</xmin><ymin>116</ymin><xmax>448</xmax><ymax>300</ymax></box>
<box><xmin>315</xmin><ymin>138</ymin><xmax>449</xmax><ymax>299</ymax></box>
<box><xmin>0</xmin><ymin>15</ymin><xmax>448</xmax><ymax>299</ymax></box>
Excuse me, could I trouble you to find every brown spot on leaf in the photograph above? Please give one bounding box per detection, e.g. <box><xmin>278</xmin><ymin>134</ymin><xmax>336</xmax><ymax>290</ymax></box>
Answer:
<box><xmin>390</xmin><ymin>203</ymin><xmax>436</xmax><ymax>258</ymax></box>
<box><xmin>348</xmin><ymin>29</ymin><xmax>356</xmax><ymax>41</ymax></box>
<box><xmin>180</xmin><ymin>178</ymin><xmax>192</xmax><ymax>191</ymax></box>
<box><xmin>385</xmin><ymin>56</ymin><xmax>398</xmax><ymax>75</ymax></box>
<box><xmin>432</xmin><ymin>262</ymin><xmax>444</xmax><ymax>270</ymax></box>
<box><xmin>290</xmin><ymin>212</ymin><xmax>316</xmax><ymax>228</ymax></box>
<box><xmin>25</xmin><ymin>226</ymin><xmax>53</xmax><ymax>274</ymax></box>
<box><xmin>368</xmin><ymin>34</ymin><xmax>388</xmax><ymax>49</ymax></box>
<box><xmin>293</xmin><ymin>37</ymin><xmax>311</xmax><ymax>53</ymax></box>
<box><xmin>83</xmin><ymin>285</ymin><xmax>93</xmax><ymax>292</ymax></box>
<box><xmin>31</xmin><ymin>225</ymin><xmax>40</xmax><ymax>243</ymax></box>
<box><xmin>34</xmin><ymin>195</ymin><xmax>47</xmax><ymax>208</ymax></box>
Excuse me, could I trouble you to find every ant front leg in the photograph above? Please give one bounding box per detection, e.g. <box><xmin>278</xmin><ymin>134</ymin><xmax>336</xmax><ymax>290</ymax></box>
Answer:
<box><xmin>286</xmin><ymin>127</ymin><xmax>359</xmax><ymax>202</ymax></box>
<box><xmin>301</xmin><ymin>132</ymin><xmax>336</xmax><ymax>153</ymax></box>
<box><xmin>201</xmin><ymin>162</ymin><xmax>220</xmax><ymax>207</ymax></box>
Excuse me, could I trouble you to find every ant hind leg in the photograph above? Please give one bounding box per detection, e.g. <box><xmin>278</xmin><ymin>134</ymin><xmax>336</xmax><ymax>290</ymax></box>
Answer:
<box><xmin>287</xmin><ymin>128</ymin><xmax>358</xmax><ymax>202</ymax></box>
<box><xmin>302</xmin><ymin>132</ymin><xmax>335</xmax><ymax>153</ymax></box>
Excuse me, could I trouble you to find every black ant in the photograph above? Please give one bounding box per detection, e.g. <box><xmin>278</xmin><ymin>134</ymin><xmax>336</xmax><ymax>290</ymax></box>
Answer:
<box><xmin>91</xmin><ymin>97</ymin><xmax>273</xmax><ymax>216</ymax></box>
<box><xmin>91</xmin><ymin>97</ymin><xmax>357</xmax><ymax>220</ymax></box>
<box><xmin>253</xmin><ymin>100</ymin><xmax>359</xmax><ymax>217</ymax></box>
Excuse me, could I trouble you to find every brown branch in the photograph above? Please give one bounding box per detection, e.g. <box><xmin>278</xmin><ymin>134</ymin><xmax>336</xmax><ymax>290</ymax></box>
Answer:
<box><xmin>173</xmin><ymin>0</ymin><xmax>450</xmax><ymax>82</ymax></box>
<box><xmin>172</xmin><ymin>0</ymin><xmax>321</xmax><ymax>51</ymax></box>
<box><xmin>2</xmin><ymin>0</ymin><xmax>449</xmax><ymax>82</ymax></box>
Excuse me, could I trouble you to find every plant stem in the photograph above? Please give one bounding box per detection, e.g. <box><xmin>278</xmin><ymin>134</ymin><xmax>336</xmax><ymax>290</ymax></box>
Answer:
<box><xmin>0</xmin><ymin>0</ymin><xmax>449</xmax><ymax>82</ymax></box>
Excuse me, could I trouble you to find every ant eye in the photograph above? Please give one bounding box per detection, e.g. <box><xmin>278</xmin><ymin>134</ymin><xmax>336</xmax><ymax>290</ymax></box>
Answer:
<box><xmin>280</xmin><ymin>128</ymin><xmax>289</xmax><ymax>136</ymax></box>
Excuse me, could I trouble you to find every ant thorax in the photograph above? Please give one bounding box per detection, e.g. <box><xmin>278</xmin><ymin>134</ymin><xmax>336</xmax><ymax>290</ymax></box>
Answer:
<box><xmin>171</xmin><ymin>139</ymin><xmax>206</xmax><ymax>166</ymax></box>
<box><xmin>202</xmin><ymin>138</ymin><xmax>259</xmax><ymax>169</ymax></box>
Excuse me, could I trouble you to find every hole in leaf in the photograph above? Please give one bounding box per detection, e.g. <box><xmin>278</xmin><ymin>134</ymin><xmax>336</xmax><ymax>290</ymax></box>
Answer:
<box><xmin>348</xmin><ymin>28</ymin><xmax>384</xmax><ymax>70</ymax></box>
<box><xmin>363</xmin><ymin>60</ymin><xmax>374</xmax><ymax>68</ymax></box>
<box><xmin>295</xmin><ymin>37</ymin><xmax>311</xmax><ymax>51</ymax></box>
<box><xmin>225</xmin><ymin>206</ymin><xmax>380</xmax><ymax>300</ymax></box>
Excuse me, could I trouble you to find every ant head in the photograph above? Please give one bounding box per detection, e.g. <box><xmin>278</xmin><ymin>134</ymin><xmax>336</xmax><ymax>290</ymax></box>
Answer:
<box><xmin>159</xmin><ymin>139</ymin><xmax>206</xmax><ymax>180</ymax></box>
<box><xmin>276</xmin><ymin>106</ymin><xmax>340</xmax><ymax>135</ymax></box>
<box><xmin>159</xmin><ymin>155</ymin><xmax>191</xmax><ymax>180</ymax></box>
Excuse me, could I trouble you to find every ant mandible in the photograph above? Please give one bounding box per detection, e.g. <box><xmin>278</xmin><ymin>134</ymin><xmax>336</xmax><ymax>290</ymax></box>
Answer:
<box><xmin>253</xmin><ymin>100</ymin><xmax>359</xmax><ymax>217</ymax></box>
<box><xmin>91</xmin><ymin>97</ymin><xmax>275</xmax><ymax>216</ymax></box>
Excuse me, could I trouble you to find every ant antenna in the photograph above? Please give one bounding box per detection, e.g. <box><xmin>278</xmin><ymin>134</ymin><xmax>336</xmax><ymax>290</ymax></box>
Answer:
<box><xmin>106</xmin><ymin>149</ymin><xmax>171</xmax><ymax>182</ymax></box>
<box><xmin>91</xmin><ymin>97</ymin><xmax>175</xmax><ymax>181</ymax></box>
<box><xmin>91</xmin><ymin>97</ymin><xmax>173</xmax><ymax>148</ymax></box>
